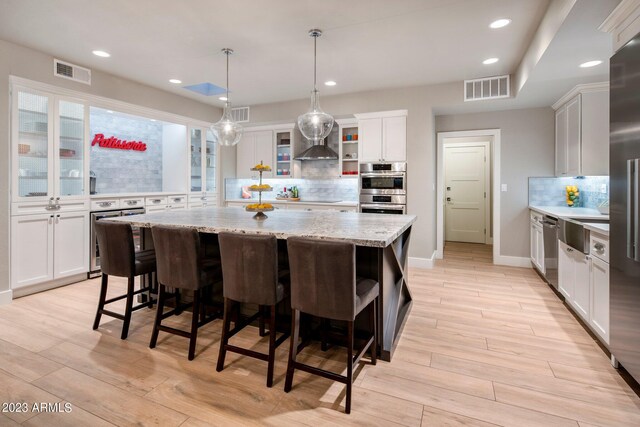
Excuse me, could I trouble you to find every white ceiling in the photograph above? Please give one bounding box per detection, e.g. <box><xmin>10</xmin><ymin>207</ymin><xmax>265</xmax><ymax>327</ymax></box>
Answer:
<box><xmin>0</xmin><ymin>0</ymin><xmax>551</xmax><ymax>107</ymax></box>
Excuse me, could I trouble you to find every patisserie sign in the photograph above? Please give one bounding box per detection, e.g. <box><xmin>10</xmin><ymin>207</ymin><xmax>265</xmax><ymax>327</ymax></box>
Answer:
<box><xmin>91</xmin><ymin>133</ymin><xmax>147</xmax><ymax>151</ymax></box>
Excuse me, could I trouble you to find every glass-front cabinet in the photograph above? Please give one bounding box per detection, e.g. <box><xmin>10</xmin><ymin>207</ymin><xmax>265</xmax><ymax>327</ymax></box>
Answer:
<box><xmin>12</xmin><ymin>86</ymin><xmax>87</xmax><ymax>203</ymax></box>
<box><xmin>189</xmin><ymin>126</ymin><xmax>217</xmax><ymax>203</ymax></box>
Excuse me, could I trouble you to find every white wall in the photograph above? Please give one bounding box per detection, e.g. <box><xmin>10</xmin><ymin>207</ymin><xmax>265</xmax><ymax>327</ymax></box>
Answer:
<box><xmin>0</xmin><ymin>38</ymin><xmax>222</xmax><ymax>298</ymax></box>
<box><xmin>435</xmin><ymin>107</ymin><xmax>556</xmax><ymax>258</ymax></box>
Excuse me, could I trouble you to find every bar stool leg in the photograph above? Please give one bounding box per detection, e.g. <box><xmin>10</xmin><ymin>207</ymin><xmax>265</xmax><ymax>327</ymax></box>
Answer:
<box><xmin>266</xmin><ymin>304</ymin><xmax>277</xmax><ymax>387</ymax></box>
<box><xmin>121</xmin><ymin>276</ymin><xmax>135</xmax><ymax>340</ymax></box>
<box><xmin>93</xmin><ymin>274</ymin><xmax>109</xmax><ymax>330</ymax></box>
<box><xmin>284</xmin><ymin>309</ymin><xmax>300</xmax><ymax>392</ymax></box>
<box><xmin>346</xmin><ymin>320</ymin><xmax>354</xmax><ymax>414</ymax></box>
<box><xmin>216</xmin><ymin>298</ymin><xmax>232</xmax><ymax>372</ymax></box>
<box><xmin>371</xmin><ymin>298</ymin><xmax>378</xmax><ymax>365</ymax></box>
<box><xmin>259</xmin><ymin>305</ymin><xmax>267</xmax><ymax>337</ymax></box>
<box><xmin>188</xmin><ymin>289</ymin><xmax>201</xmax><ymax>361</ymax></box>
<box><xmin>147</xmin><ymin>273</ymin><xmax>154</xmax><ymax>309</ymax></box>
<box><xmin>150</xmin><ymin>284</ymin><xmax>166</xmax><ymax>349</ymax></box>
<box><xmin>320</xmin><ymin>318</ymin><xmax>329</xmax><ymax>351</ymax></box>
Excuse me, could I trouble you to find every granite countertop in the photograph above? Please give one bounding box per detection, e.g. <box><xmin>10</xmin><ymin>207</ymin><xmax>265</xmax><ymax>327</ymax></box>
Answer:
<box><xmin>582</xmin><ymin>222</ymin><xmax>610</xmax><ymax>237</ymax></box>
<box><xmin>226</xmin><ymin>198</ymin><xmax>358</xmax><ymax>207</ymax></box>
<box><xmin>529</xmin><ymin>205</ymin><xmax>609</xmax><ymax>221</ymax></box>
<box><xmin>106</xmin><ymin>206</ymin><xmax>416</xmax><ymax>248</ymax></box>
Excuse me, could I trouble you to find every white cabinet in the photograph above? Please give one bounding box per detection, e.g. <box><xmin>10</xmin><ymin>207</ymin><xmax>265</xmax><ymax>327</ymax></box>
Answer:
<box><xmin>590</xmin><ymin>255</ymin><xmax>610</xmax><ymax>344</ymax></box>
<box><xmin>600</xmin><ymin>0</ymin><xmax>640</xmax><ymax>53</ymax></box>
<box><xmin>558</xmin><ymin>241</ymin><xmax>575</xmax><ymax>301</ymax></box>
<box><xmin>236</xmin><ymin>130</ymin><xmax>274</xmax><ymax>179</ymax></box>
<box><xmin>529</xmin><ymin>211</ymin><xmax>545</xmax><ymax>273</ymax></box>
<box><xmin>11</xmin><ymin>212</ymin><xmax>89</xmax><ymax>289</ymax></box>
<box><xmin>189</xmin><ymin>127</ymin><xmax>218</xmax><ymax>197</ymax></box>
<box><xmin>553</xmin><ymin>85</ymin><xmax>609</xmax><ymax>176</ymax></box>
<box><xmin>355</xmin><ymin>110</ymin><xmax>407</xmax><ymax>163</ymax></box>
<box><xmin>572</xmin><ymin>250</ymin><xmax>590</xmax><ymax>319</ymax></box>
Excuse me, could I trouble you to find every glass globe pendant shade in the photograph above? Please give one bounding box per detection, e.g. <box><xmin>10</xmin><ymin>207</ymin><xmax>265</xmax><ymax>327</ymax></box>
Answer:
<box><xmin>297</xmin><ymin>90</ymin><xmax>334</xmax><ymax>143</ymax></box>
<box><xmin>210</xmin><ymin>102</ymin><xmax>243</xmax><ymax>146</ymax></box>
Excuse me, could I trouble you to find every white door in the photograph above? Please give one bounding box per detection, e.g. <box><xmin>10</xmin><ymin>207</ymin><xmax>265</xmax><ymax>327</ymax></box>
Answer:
<box><xmin>572</xmin><ymin>252</ymin><xmax>590</xmax><ymax>320</ymax></box>
<box><xmin>358</xmin><ymin>118</ymin><xmax>382</xmax><ymax>162</ymax></box>
<box><xmin>590</xmin><ymin>256</ymin><xmax>610</xmax><ymax>343</ymax></box>
<box><xmin>11</xmin><ymin>214</ymin><xmax>54</xmax><ymax>288</ymax></box>
<box><xmin>382</xmin><ymin>116</ymin><xmax>407</xmax><ymax>161</ymax></box>
<box><xmin>236</xmin><ymin>131</ymin><xmax>255</xmax><ymax>179</ymax></box>
<box><xmin>254</xmin><ymin>130</ymin><xmax>274</xmax><ymax>178</ymax></box>
<box><xmin>558</xmin><ymin>241</ymin><xmax>574</xmax><ymax>300</ymax></box>
<box><xmin>444</xmin><ymin>145</ymin><xmax>487</xmax><ymax>244</ymax></box>
<box><xmin>53</xmin><ymin>211</ymin><xmax>89</xmax><ymax>278</ymax></box>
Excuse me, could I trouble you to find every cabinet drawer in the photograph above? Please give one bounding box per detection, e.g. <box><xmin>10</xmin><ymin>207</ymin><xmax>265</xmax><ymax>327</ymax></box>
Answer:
<box><xmin>168</xmin><ymin>195</ymin><xmax>187</xmax><ymax>205</ymax></box>
<box><xmin>91</xmin><ymin>199</ymin><xmax>120</xmax><ymax>211</ymax></box>
<box><xmin>13</xmin><ymin>199</ymin><xmax>90</xmax><ymax>215</ymax></box>
<box><xmin>121</xmin><ymin>198</ymin><xmax>144</xmax><ymax>208</ymax></box>
<box><xmin>530</xmin><ymin>210</ymin><xmax>544</xmax><ymax>223</ymax></box>
<box><xmin>145</xmin><ymin>196</ymin><xmax>168</xmax><ymax>206</ymax></box>
<box><xmin>590</xmin><ymin>233</ymin><xmax>609</xmax><ymax>263</ymax></box>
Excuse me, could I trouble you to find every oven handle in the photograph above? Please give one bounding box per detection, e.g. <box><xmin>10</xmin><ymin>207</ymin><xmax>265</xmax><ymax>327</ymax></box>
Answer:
<box><xmin>360</xmin><ymin>204</ymin><xmax>406</xmax><ymax>211</ymax></box>
<box><xmin>360</xmin><ymin>173</ymin><xmax>406</xmax><ymax>178</ymax></box>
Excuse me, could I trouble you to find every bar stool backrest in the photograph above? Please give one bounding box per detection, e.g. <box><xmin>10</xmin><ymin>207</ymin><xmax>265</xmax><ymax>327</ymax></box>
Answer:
<box><xmin>151</xmin><ymin>225</ymin><xmax>203</xmax><ymax>290</ymax></box>
<box><xmin>95</xmin><ymin>221</ymin><xmax>135</xmax><ymax>278</ymax></box>
<box><xmin>218</xmin><ymin>232</ymin><xmax>279</xmax><ymax>306</ymax></box>
<box><xmin>287</xmin><ymin>237</ymin><xmax>356</xmax><ymax>321</ymax></box>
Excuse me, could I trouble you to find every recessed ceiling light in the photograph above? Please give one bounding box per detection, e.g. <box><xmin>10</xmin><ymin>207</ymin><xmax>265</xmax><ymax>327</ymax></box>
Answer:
<box><xmin>106</xmin><ymin>110</ymin><xmax>114</xmax><ymax>114</ymax></box>
<box><xmin>483</xmin><ymin>57</ymin><xmax>499</xmax><ymax>65</ymax></box>
<box><xmin>169</xmin><ymin>79</ymin><xmax>182</xmax><ymax>84</ymax></box>
<box><xmin>579</xmin><ymin>60</ymin><xmax>602</xmax><ymax>68</ymax></box>
<box><xmin>219</xmin><ymin>96</ymin><xmax>228</xmax><ymax>101</ymax></box>
<box><xmin>489</xmin><ymin>19</ymin><xmax>511</xmax><ymax>29</ymax></box>
<box><xmin>324</xmin><ymin>80</ymin><xmax>337</xmax><ymax>86</ymax></box>
<box><xmin>150</xmin><ymin>119</ymin><xmax>157</xmax><ymax>122</ymax></box>
<box><xmin>92</xmin><ymin>50</ymin><xmax>111</xmax><ymax>58</ymax></box>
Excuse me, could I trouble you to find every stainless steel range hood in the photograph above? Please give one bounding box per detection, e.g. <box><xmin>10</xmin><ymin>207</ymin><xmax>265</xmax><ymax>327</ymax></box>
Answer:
<box><xmin>294</xmin><ymin>141</ymin><xmax>338</xmax><ymax>160</ymax></box>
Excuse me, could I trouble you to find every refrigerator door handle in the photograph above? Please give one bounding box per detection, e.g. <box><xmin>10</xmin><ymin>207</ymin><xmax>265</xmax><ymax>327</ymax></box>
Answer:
<box><xmin>635</xmin><ymin>159</ymin><xmax>640</xmax><ymax>262</ymax></box>
<box><xmin>629</xmin><ymin>159</ymin><xmax>640</xmax><ymax>262</ymax></box>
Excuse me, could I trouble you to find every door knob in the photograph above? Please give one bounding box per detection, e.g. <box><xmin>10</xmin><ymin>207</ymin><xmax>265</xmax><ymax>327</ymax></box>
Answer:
<box><xmin>447</xmin><ymin>187</ymin><xmax>451</xmax><ymax>191</ymax></box>
<box><xmin>446</xmin><ymin>197</ymin><xmax>452</xmax><ymax>202</ymax></box>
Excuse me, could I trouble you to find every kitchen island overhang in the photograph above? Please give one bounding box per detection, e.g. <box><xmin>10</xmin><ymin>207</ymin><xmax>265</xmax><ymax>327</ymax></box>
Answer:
<box><xmin>107</xmin><ymin>207</ymin><xmax>416</xmax><ymax>361</ymax></box>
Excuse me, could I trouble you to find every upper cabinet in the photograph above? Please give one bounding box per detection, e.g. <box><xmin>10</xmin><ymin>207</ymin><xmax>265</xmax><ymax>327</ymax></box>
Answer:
<box><xmin>553</xmin><ymin>84</ymin><xmax>609</xmax><ymax>176</ymax></box>
<box><xmin>189</xmin><ymin>127</ymin><xmax>218</xmax><ymax>194</ymax></box>
<box><xmin>12</xmin><ymin>87</ymin><xmax>88</xmax><ymax>203</ymax></box>
<box><xmin>236</xmin><ymin>129</ymin><xmax>275</xmax><ymax>179</ymax></box>
<box><xmin>355</xmin><ymin>110</ymin><xmax>407</xmax><ymax>163</ymax></box>
<box><xmin>599</xmin><ymin>0</ymin><xmax>640</xmax><ymax>53</ymax></box>
<box><xmin>336</xmin><ymin>119</ymin><xmax>359</xmax><ymax>177</ymax></box>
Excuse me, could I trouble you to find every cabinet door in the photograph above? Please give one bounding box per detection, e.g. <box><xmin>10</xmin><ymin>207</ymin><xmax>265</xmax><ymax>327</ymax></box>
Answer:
<box><xmin>13</xmin><ymin>89</ymin><xmax>54</xmax><ymax>201</ymax></box>
<box><xmin>53</xmin><ymin>212</ymin><xmax>89</xmax><ymax>278</ymax></box>
<box><xmin>190</xmin><ymin>128</ymin><xmax>203</xmax><ymax>192</ymax></box>
<box><xmin>11</xmin><ymin>214</ymin><xmax>54</xmax><ymax>288</ymax></box>
<box><xmin>558</xmin><ymin>241</ymin><xmax>574</xmax><ymax>300</ymax></box>
<box><xmin>555</xmin><ymin>106</ymin><xmax>568</xmax><ymax>176</ymax></box>
<box><xmin>56</xmin><ymin>99</ymin><xmax>86</xmax><ymax>198</ymax></box>
<box><xmin>566</xmin><ymin>96</ymin><xmax>581</xmax><ymax>176</ymax></box>
<box><xmin>530</xmin><ymin>222</ymin><xmax>537</xmax><ymax>265</ymax></box>
<box><xmin>590</xmin><ymin>256</ymin><xmax>610</xmax><ymax>344</ymax></box>
<box><xmin>254</xmin><ymin>130</ymin><xmax>274</xmax><ymax>178</ymax></box>
<box><xmin>382</xmin><ymin>116</ymin><xmax>407</xmax><ymax>161</ymax></box>
<box><xmin>572</xmin><ymin>251</ymin><xmax>590</xmax><ymax>320</ymax></box>
<box><xmin>535</xmin><ymin>225</ymin><xmax>545</xmax><ymax>273</ymax></box>
<box><xmin>581</xmin><ymin>90</ymin><xmax>609</xmax><ymax>176</ymax></box>
<box><xmin>205</xmin><ymin>129</ymin><xmax>217</xmax><ymax>192</ymax></box>
<box><xmin>236</xmin><ymin>132</ymin><xmax>255</xmax><ymax>179</ymax></box>
<box><xmin>358</xmin><ymin>118</ymin><xmax>382</xmax><ymax>162</ymax></box>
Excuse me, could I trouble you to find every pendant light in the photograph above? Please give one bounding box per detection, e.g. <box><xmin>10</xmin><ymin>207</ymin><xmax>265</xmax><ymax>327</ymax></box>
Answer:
<box><xmin>297</xmin><ymin>29</ymin><xmax>334</xmax><ymax>146</ymax></box>
<box><xmin>210</xmin><ymin>48</ymin><xmax>243</xmax><ymax>146</ymax></box>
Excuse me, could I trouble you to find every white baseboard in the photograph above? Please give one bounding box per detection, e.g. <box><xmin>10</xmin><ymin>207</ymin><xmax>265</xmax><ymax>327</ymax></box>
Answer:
<box><xmin>494</xmin><ymin>255</ymin><xmax>532</xmax><ymax>268</ymax></box>
<box><xmin>0</xmin><ymin>289</ymin><xmax>13</xmax><ymax>305</ymax></box>
<box><xmin>409</xmin><ymin>251</ymin><xmax>437</xmax><ymax>270</ymax></box>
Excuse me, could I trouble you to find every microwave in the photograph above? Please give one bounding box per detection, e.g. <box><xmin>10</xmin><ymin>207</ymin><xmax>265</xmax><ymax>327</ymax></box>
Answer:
<box><xmin>359</xmin><ymin>162</ymin><xmax>407</xmax><ymax>195</ymax></box>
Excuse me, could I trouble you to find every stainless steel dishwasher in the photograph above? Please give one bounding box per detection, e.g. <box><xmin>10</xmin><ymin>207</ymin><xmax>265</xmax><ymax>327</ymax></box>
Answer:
<box><xmin>542</xmin><ymin>215</ymin><xmax>559</xmax><ymax>289</ymax></box>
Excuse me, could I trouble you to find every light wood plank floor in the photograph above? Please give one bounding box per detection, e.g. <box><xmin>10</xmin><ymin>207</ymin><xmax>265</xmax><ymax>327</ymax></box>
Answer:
<box><xmin>1</xmin><ymin>242</ymin><xmax>639</xmax><ymax>426</ymax></box>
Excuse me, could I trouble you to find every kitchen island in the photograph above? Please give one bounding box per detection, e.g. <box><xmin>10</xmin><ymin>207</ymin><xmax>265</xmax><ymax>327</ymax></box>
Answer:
<box><xmin>107</xmin><ymin>207</ymin><xmax>416</xmax><ymax>361</ymax></box>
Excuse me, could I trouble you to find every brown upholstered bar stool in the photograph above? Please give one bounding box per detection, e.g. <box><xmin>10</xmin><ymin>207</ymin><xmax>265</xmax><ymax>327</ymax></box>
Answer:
<box><xmin>150</xmin><ymin>225</ymin><xmax>222</xmax><ymax>360</ymax></box>
<box><xmin>284</xmin><ymin>237</ymin><xmax>379</xmax><ymax>414</ymax></box>
<box><xmin>216</xmin><ymin>232</ymin><xmax>290</xmax><ymax>387</ymax></box>
<box><xmin>93</xmin><ymin>221</ymin><xmax>157</xmax><ymax>340</ymax></box>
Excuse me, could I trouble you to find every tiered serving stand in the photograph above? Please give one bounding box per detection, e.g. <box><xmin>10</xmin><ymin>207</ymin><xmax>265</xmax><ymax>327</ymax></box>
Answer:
<box><xmin>246</xmin><ymin>161</ymin><xmax>274</xmax><ymax>220</ymax></box>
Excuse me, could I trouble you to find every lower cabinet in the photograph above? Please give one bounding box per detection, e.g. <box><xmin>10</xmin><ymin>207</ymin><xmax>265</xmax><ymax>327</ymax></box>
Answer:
<box><xmin>558</xmin><ymin>241</ymin><xmax>575</xmax><ymax>301</ymax></box>
<box><xmin>530</xmin><ymin>221</ymin><xmax>544</xmax><ymax>273</ymax></box>
<box><xmin>590</xmin><ymin>252</ymin><xmax>610</xmax><ymax>344</ymax></box>
<box><xmin>11</xmin><ymin>211</ymin><xmax>89</xmax><ymax>289</ymax></box>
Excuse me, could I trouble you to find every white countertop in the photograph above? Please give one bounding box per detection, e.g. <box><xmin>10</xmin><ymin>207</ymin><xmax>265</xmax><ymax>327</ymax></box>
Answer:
<box><xmin>92</xmin><ymin>192</ymin><xmax>194</xmax><ymax>199</ymax></box>
<box><xmin>529</xmin><ymin>205</ymin><xmax>609</xmax><ymax>221</ymax></box>
<box><xmin>226</xmin><ymin>198</ymin><xmax>358</xmax><ymax>207</ymax></box>
<box><xmin>582</xmin><ymin>222</ymin><xmax>610</xmax><ymax>237</ymax></box>
<box><xmin>106</xmin><ymin>206</ymin><xmax>415</xmax><ymax>247</ymax></box>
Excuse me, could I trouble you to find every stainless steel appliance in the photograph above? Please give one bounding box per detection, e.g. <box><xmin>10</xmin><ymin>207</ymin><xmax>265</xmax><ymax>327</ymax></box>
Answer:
<box><xmin>541</xmin><ymin>215</ymin><xmax>559</xmax><ymax>289</ymax></box>
<box><xmin>359</xmin><ymin>162</ymin><xmax>407</xmax><ymax>214</ymax></box>
<box><xmin>360</xmin><ymin>162</ymin><xmax>407</xmax><ymax>195</ymax></box>
<box><xmin>89</xmin><ymin>207</ymin><xmax>145</xmax><ymax>277</ymax></box>
<box><xmin>610</xmin><ymin>32</ymin><xmax>640</xmax><ymax>383</ymax></box>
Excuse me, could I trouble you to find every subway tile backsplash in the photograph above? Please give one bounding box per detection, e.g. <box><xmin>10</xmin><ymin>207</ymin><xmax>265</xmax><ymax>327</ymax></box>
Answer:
<box><xmin>528</xmin><ymin>176</ymin><xmax>609</xmax><ymax>208</ymax></box>
<box><xmin>225</xmin><ymin>178</ymin><xmax>358</xmax><ymax>202</ymax></box>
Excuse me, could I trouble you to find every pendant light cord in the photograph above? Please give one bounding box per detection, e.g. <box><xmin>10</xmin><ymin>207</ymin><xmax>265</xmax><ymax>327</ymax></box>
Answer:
<box><xmin>313</xmin><ymin>34</ymin><xmax>317</xmax><ymax>91</ymax></box>
<box><xmin>226</xmin><ymin>50</ymin><xmax>230</xmax><ymax>101</ymax></box>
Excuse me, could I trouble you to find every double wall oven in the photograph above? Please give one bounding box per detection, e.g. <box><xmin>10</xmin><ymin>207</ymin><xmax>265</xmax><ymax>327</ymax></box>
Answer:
<box><xmin>359</xmin><ymin>162</ymin><xmax>407</xmax><ymax>214</ymax></box>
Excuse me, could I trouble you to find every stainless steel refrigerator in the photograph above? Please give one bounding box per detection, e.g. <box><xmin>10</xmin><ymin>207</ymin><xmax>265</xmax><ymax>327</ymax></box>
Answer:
<box><xmin>610</xmin><ymin>31</ymin><xmax>640</xmax><ymax>383</ymax></box>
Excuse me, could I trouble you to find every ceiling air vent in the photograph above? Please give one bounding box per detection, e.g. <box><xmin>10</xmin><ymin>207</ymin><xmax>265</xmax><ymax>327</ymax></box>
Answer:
<box><xmin>54</xmin><ymin>59</ymin><xmax>91</xmax><ymax>85</ymax></box>
<box><xmin>231</xmin><ymin>106</ymin><xmax>250</xmax><ymax>123</ymax></box>
<box><xmin>464</xmin><ymin>75</ymin><xmax>509</xmax><ymax>102</ymax></box>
